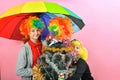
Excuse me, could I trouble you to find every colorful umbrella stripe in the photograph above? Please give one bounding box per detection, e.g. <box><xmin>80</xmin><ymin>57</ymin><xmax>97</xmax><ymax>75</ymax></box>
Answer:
<box><xmin>0</xmin><ymin>1</ymin><xmax>85</xmax><ymax>40</ymax></box>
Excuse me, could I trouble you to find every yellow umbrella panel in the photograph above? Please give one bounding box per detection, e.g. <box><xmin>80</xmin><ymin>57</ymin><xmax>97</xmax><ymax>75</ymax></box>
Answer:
<box><xmin>0</xmin><ymin>1</ymin><xmax>69</xmax><ymax>18</ymax></box>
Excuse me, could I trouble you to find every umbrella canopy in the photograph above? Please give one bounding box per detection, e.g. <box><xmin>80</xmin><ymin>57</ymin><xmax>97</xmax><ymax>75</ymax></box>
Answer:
<box><xmin>0</xmin><ymin>1</ymin><xmax>85</xmax><ymax>40</ymax></box>
<box><xmin>0</xmin><ymin>1</ymin><xmax>80</xmax><ymax>19</ymax></box>
<box><xmin>40</xmin><ymin>13</ymin><xmax>84</xmax><ymax>40</ymax></box>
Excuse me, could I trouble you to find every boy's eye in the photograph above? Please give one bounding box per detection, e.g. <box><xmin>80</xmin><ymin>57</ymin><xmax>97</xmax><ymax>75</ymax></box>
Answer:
<box><xmin>37</xmin><ymin>29</ymin><xmax>41</xmax><ymax>32</ymax></box>
<box><xmin>31</xmin><ymin>29</ymin><xmax>35</xmax><ymax>32</ymax></box>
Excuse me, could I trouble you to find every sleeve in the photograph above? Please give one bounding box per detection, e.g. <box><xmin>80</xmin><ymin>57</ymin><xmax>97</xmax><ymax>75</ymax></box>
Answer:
<box><xmin>67</xmin><ymin>58</ymin><xmax>87</xmax><ymax>80</ymax></box>
<box><xmin>16</xmin><ymin>46</ymin><xmax>33</xmax><ymax>76</ymax></box>
<box><xmin>81</xmin><ymin>63</ymin><xmax>94</xmax><ymax>80</ymax></box>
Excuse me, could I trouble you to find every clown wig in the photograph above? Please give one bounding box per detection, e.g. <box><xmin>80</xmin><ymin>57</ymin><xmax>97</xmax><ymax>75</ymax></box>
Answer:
<box><xmin>71</xmin><ymin>39</ymin><xmax>88</xmax><ymax>61</ymax></box>
<box><xmin>48</xmin><ymin>17</ymin><xmax>74</xmax><ymax>40</ymax></box>
<box><xmin>19</xmin><ymin>16</ymin><xmax>44</xmax><ymax>42</ymax></box>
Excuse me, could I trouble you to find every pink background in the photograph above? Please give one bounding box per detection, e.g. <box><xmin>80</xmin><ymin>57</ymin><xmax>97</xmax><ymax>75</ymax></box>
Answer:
<box><xmin>0</xmin><ymin>0</ymin><xmax>120</xmax><ymax>80</ymax></box>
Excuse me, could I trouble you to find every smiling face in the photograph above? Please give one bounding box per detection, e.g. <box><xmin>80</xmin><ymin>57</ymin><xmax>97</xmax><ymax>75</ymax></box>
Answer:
<box><xmin>74</xmin><ymin>45</ymin><xmax>80</xmax><ymax>54</ymax></box>
<box><xmin>71</xmin><ymin>39</ymin><xmax>82</xmax><ymax>57</ymax></box>
<box><xmin>29</xmin><ymin>28</ymin><xmax>42</xmax><ymax>42</ymax></box>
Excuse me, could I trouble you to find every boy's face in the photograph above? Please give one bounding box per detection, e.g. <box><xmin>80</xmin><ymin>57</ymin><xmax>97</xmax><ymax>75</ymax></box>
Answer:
<box><xmin>29</xmin><ymin>28</ymin><xmax>41</xmax><ymax>41</ymax></box>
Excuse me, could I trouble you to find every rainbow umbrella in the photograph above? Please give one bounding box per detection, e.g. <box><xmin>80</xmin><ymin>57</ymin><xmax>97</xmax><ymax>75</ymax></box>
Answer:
<box><xmin>0</xmin><ymin>1</ymin><xmax>85</xmax><ymax>40</ymax></box>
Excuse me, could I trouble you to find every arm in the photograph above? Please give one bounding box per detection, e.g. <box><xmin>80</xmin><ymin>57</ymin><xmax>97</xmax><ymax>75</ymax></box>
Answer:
<box><xmin>81</xmin><ymin>61</ymin><xmax>94</xmax><ymax>80</ymax></box>
<box><xmin>16</xmin><ymin>46</ymin><xmax>33</xmax><ymax>76</ymax></box>
<box><xmin>67</xmin><ymin>58</ymin><xmax>87</xmax><ymax>80</ymax></box>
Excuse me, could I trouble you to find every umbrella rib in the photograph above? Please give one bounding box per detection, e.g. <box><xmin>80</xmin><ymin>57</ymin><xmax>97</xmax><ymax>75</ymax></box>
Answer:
<box><xmin>65</xmin><ymin>15</ymin><xmax>85</xmax><ymax>29</ymax></box>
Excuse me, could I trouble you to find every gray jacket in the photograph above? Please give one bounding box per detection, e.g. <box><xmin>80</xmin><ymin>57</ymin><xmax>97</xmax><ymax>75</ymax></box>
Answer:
<box><xmin>16</xmin><ymin>42</ymin><xmax>33</xmax><ymax>80</ymax></box>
